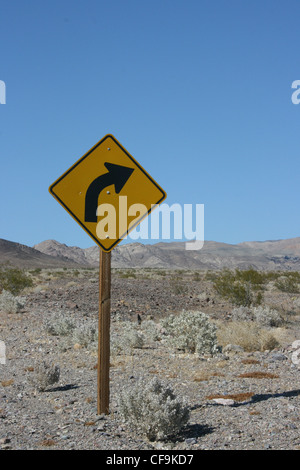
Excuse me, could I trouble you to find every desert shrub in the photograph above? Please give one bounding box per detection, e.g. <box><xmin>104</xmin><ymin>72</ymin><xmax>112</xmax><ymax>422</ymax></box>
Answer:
<box><xmin>293</xmin><ymin>297</ymin><xmax>300</xmax><ymax>311</ymax></box>
<box><xmin>44</xmin><ymin>315</ymin><xmax>76</xmax><ymax>337</ymax></box>
<box><xmin>193</xmin><ymin>271</ymin><xmax>202</xmax><ymax>281</ymax></box>
<box><xmin>212</xmin><ymin>268</ymin><xmax>263</xmax><ymax>306</ymax></box>
<box><xmin>28</xmin><ymin>361</ymin><xmax>60</xmax><ymax>392</ymax></box>
<box><xmin>141</xmin><ymin>320</ymin><xmax>161</xmax><ymax>342</ymax></box>
<box><xmin>252</xmin><ymin>305</ymin><xmax>283</xmax><ymax>327</ymax></box>
<box><xmin>234</xmin><ymin>268</ymin><xmax>266</xmax><ymax>287</ymax></box>
<box><xmin>275</xmin><ymin>276</ymin><xmax>299</xmax><ymax>293</ymax></box>
<box><xmin>111</xmin><ymin>335</ymin><xmax>125</xmax><ymax>356</ymax></box>
<box><xmin>111</xmin><ymin>321</ymin><xmax>145</xmax><ymax>355</ymax></box>
<box><xmin>205</xmin><ymin>270</ymin><xmax>218</xmax><ymax>281</ymax></box>
<box><xmin>156</xmin><ymin>270</ymin><xmax>166</xmax><ymax>277</ymax></box>
<box><xmin>170</xmin><ymin>280</ymin><xmax>186</xmax><ymax>295</ymax></box>
<box><xmin>123</xmin><ymin>322</ymin><xmax>145</xmax><ymax>349</ymax></box>
<box><xmin>0</xmin><ymin>289</ymin><xmax>25</xmax><ymax>313</ymax></box>
<box><xmin>117</xmin><ymin>377</ymin><xmax>190</xmax><ymax>441</ymax></box>
<box><xmin>231</xmin><ymin>306</ymin><xmax>253</xmax><ymax>322</ymax></box>
<box><xmin>0</xmin><ymin>265</ymin><xmax>33</xmax><ymax>295</ymax></box>
<box><xmin>161</xmin><ymin>311</ymin><xmax>219</xmax><ymax>357</ymax></box>
<box><xmin>29</xmin><ymin>268</ymin><xmax>42</xmax><ymax>275</ymax></box>
<box><xmin>217</xmin><ymin>321</ymin><xmax>279</xmax><ymax>352</ymax></box>
<box><xmin>119</xmin><ymin>270</ymin><xmax>137</xmax><ymax>279</ymax></box>
<box><xmin>73</xmin><ymin>323</ymin><xmax>98</xmax><ymax>348</ymax></box>
<box><xmin>232</xmin><ymin>305</ymin><xmax>283</xmax><ymax>327</ymax></box>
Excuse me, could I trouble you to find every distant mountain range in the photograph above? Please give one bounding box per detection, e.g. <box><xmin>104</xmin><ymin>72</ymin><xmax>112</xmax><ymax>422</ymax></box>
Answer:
<box><xmin>0</xmin><ymin>239</ymin><xmax>79</xmax><ymax>269</ymax></box>
<box><xmin>1</xmin><ymin>237</ymin><xmax>300</xmax><ymax>270</ymax></box>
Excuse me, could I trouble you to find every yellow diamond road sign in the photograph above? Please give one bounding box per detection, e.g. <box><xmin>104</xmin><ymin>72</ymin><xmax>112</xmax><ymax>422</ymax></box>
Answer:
<box><xmin>49</xmin><ymin>134</ymin><xmax>167</xmax><ymax>252</ymax></box>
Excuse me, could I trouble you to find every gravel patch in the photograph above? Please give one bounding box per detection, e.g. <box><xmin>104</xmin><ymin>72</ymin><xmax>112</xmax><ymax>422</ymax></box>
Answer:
<box><xmin>0</xmin><ymin>270</ymin><xmax>299</xmax><ymax>450</ymax></box>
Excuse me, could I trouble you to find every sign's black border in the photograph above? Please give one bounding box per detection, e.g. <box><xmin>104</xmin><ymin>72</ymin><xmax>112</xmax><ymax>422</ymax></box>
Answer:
<box><xmin>49</xmin><ymin>134</ymin><xmax>167</xmax><ymax>252</ymax></box>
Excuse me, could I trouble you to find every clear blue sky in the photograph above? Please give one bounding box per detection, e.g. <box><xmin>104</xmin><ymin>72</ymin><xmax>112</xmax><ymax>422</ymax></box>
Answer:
<box><xmin>0</xmin><ymin>0</ymin><xmax>299</xmax><ymax>248</ymax></box>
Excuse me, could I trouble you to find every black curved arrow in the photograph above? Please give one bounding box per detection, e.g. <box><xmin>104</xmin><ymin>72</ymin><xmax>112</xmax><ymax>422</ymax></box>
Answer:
<box><xmin>84</xmin><ymin>162</ymin><xmax>134</xmax><ymax>222</ymax></box>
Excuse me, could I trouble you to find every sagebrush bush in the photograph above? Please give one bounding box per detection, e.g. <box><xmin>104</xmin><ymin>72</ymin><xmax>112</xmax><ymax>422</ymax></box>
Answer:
<box><xmin>293</xmin><ymin>297</ymin><xmax>300</xmax><ymax>311</ymax></box>
<box><xmin>141</xmin><ymin>320</ymin><xmax>161</xmax><ymax>342</ymax></box>
<box><xmin>111</xmin><ymin>321</ymin><xmax>145</xmax><ymax>355</ymax></box>
<box><xmin>0</xmin><ymin>289</ymin><xmax>25</xmax><ymax>314</ymax></box>
<box><xmin>0</xmin><ymin>266</ymin><xmax>33</xmax><ymax>295</ymax></box>
<box><xmin>28</xmin><ymin>361</ymin><xmax>60</xmax><ymax>392</ymax></box>
<box><xmin>161</xmin><ymin>311</ymin><xmax>219</xmax><ymax>357</ymax></box>
<box><xmin>73</xmin><ymin>323</ymin><xmax>98</xmax><ymax>348</ymax></box>
<box><xmin>123</xmin><ymin>322</ymin><xmax>145</xmax><ymax>349</ymax></box>
<box><xmin>44</xmin><ymin>315</ymin><xmax>76</xmax><ymax>336</ymax></box>
<box><xmin>117</xmin><ymin>377</ymin><xmax>190</xmax><ymax>441</ymax></box>
<box><xmin>231</xmin><ymin>306</ymin><xmax>252</xmax><ymax>322</ymax></box>
<box><xmin>252</xmin><ymin>305</ymin><xmax>283</xmax><ymax>327</ymax></box>
<box><xmin>232</xmin><ymin>305</ymin><xmax>283</xmax><ymax>327</ymax></box>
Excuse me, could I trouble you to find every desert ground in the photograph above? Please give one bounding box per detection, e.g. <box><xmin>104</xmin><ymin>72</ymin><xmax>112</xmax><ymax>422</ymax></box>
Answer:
<box><xmin>0</xmin><ymin>266</ymin><xmax>300</xmax><ymax>450</ymax></box>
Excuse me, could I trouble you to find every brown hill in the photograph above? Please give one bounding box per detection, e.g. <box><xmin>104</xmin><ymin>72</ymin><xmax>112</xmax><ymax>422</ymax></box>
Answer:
<box><xmin>2</xmin><ymin>237</ymin><xmax>300</xmax><ymax>270</ymax></box>
<box><xmin>0</xmin><ymin>239</ymin><xmax>79</xmax><ymax>268</ymax></box>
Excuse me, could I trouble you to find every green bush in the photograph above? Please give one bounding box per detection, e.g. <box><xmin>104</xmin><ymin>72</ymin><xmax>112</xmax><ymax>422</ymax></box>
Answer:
<box><xmin>212</xmin><ymin>268</ymin><xmax>263</xmax><ymax>306</ymax></box>
<box><xmin>0</xmin><ymin>265</ymin><xmax>33</xmax><ymax>295</ymax></box>
<box><xmin>275</xmin><ymin>276</ymin><xmax>299</xmax><ymax>293</ymax></box>
<box><xmin>170</xmin><ymin>280</ymin><xmax>186</xmax><ymax>295</ymax></box>
<box><xmin>234</xmin><ymin>268</ymin><xmax>267</xmax><ymax>287</ymax></box>
<box><xmin>119</xmin><ymin>270</ymin><xmax>137</xmax><ymax>279</ymax></box>
<box><xmin>193</xmin><ymin>272</ymin><xmax>201</xmax><ymax>281</ymax></box>
<box><xmin>29</xmin><ymin>268</ymin><xmax>42</xmax><ymax>275</ymax></box>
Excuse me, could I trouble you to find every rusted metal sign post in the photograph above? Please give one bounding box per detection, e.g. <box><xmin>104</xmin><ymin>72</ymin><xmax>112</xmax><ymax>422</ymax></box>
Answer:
<box><xmin>49</xmin><ymin>134</ymin><xmax>166</xmax><ymax>414</ymax></box>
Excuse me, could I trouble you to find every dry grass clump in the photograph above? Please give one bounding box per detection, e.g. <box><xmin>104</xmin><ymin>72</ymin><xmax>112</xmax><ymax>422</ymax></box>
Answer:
<box><xmin>193</xmin><ymin>371</ymin><xmax>225</xmax><ymax>382</ymax></box>
<box><xmin>217</xmin><ymin>321</ymin><xmax>279</xmax><ymax>352</ymax></box>
<box><xmin>206</xmin><ymin>392</ymin><xmax>254</xmax><ymax>402</ymax></box>
<box><xmin>249</xmin><ymin>410</ymin><xmax>261</xmax><ymax>415</ymax></box>
<box><xmin>1</xmin><ymin>379</ymin><xmax>14</xmax><ymax>387</ymax></box>
<box><xmin>240</xmin><ymin>358</ymin><xmax>261</xmax><ymax>365</ymax></box>
<box><xmin>237</xmin><ymin>371</ymin><xmax>279</xmax><ymax>379</ymax></box>
<box><xmin>39</xmin><ymin>439</ymin><xmax>56</xmax><ymax>447</ymax></box>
